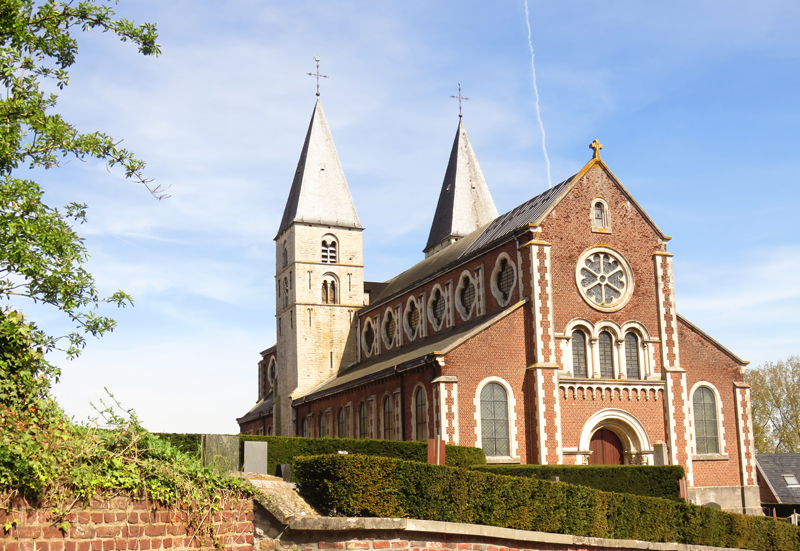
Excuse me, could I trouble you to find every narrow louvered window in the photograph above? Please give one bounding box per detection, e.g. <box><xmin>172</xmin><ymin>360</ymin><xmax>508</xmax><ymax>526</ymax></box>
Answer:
<box><xmin>572</xmin><ymin>331</ymin><xmax>587</xmax><ymax>377</ymax></box>
<box><xmin>415</xmin><ymin>388</ymin><xmax>427</xmax><ymax>441</ymax></box>
<box><xmin>383</xmin><ymin>397</ymin><xmax>394</xmax><ymax>440</ymax></box>
<box><xmin>359</xmin><ymin>403</ymin><xmax>368</xmax><ymax>439</ymax></box>
<box><xmin>599</xmin><ymin>331</ymin><xmax>614</xmax><ymax>378</ymax></box>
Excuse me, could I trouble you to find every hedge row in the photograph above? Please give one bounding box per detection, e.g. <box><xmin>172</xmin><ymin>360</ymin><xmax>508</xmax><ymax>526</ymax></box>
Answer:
<box><xmin>154</xmin><ymin>433</ymin><xmax>201</xmax><ymax>457</ymax></box>
<box><xmin>294</xmin><ymin>454</ymin><xmax>800</xmax><ymax>551</ymax></box>
<box><xmin>471</xmin><ymin>464</ymin><xmax>684</xmax><ymax>501</ymax></box>
<box><xmin>244</xmin><ymin>435</ymin><xmax>485</xmax><ymax>477</ymax></box>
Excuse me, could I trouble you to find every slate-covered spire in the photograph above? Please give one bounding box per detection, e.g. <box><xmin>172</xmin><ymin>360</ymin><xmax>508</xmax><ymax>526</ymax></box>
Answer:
<box><xmin>277</xmin><ymin>99</ymin><xmax>362</xmax><ymax>236</ymax></box>
<box><xmin>424</xmin><ymin>119</ymin><xmax>498</xmax><ymax>256</ymax></box>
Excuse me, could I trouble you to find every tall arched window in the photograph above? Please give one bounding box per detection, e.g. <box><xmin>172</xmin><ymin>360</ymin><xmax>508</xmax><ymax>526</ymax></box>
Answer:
<box><xmin>598</xmin><ymin>331</ymin><xmax>614</xmax><ymax>378</ymax></box>
<box><xmin>383</xmin><ymin>396</ymin><xmax>394</xmax><ymax>440</ymax></box>
<box><xmin>302</xmin><ymin>418</ymin><xmax>309</xmax><ymax>438</ymax></box>
<box><xmin>318</xmin><ymin>414</ymin><xmax>326</xmax><ymax>438</ymax></box>
<box><xmin>330</xmin><ymin>281</ymin><xmax>337</xmax><ymax>304</ymax></box>
<box><xmin>322</xmin><ymin>275</ymin><xmax>338</xmax><ymax>305</ymax></box>
<box><xmin>283</xmin><ymin>278</ymin><xmax>289</xmax><ymax>309</ymax></box>
<box><xmin>625</xmin><ymin>333</ymin><xmax>640</xmax><ymax>379</ymax></box>
<box><xmin>359</xmin><ymin>402</ymin><xmax>368</xmax><ymax>439</ymax></box>
<box><xmin>322</xmin><ymin>281</ymin><xmax>329</xmax><ymax>304</ymax></box>
<box><xmin>594</xmin><ymin>202</ymin><xmax>607</xmax><ymax>228</ymax></box>
<box><xmin>338</xmin><ymin>408</ymin><xmax>346</xmax><ymax>437</ymax></box>
<box><xmin>572</xmin><ymin>330</ymin><xmax>588</xmax><ymax>377</ymax></box>
<box><xmin>480</xmin><ymin>383</ymin><xmax>510</xmax><ymax>457</ymax></box>
<box><xmin>693</xmin><ymin>387</ymin><xmax>719</xmax><ymax>454</ymax></box>
<box><xmin>415</xmin><ymin>387</ymin><xmax>427</xmax><ymax>441</ymax></box>
<box><xmin>282</xmin><ymin>246</ymin><xmax>288</xmax><ymax>269</ymax></box>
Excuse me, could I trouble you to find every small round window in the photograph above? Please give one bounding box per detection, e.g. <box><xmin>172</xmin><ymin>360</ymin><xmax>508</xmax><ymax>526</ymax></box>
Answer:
<box><xmin>404</xmin><ymin>296</ymin><xmax>420</xmax><ymax>340</ymax></box>
<box><xmin>383</xmin><ymin>308</ymin><xmax>397</xmax><ymax>348</ymax></box>
<box><xmin>456</xmin><ymin>272</ymin><xmax>476</xmax><ymax>321</ymax></box>
<box><xmin>575</xmin><ymin>247</ymin><xmax>634</xmax><ymax>312</ymax></box>
<box><xmin>428</xmin><ymin>287</ymin><xmax>446</xmax><ymax>331</ymax></box>
<box><xmin>490</xmin><ymin>254</ymin><xmax>517</xmax><ymax>307</ymax></box>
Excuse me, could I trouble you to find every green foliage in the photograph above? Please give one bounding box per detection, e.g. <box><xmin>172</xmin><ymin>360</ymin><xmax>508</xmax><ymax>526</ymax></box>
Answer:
<box><xmin>237</xmin><ymin>435</ymin><xmax>485</xmax><ymax>478</ymax></box>
<box><xmin>0</xmin><ymin>0</ymin><xmax>165</xmax><ymax>357</ymax></box>
<box><xmin>471</xmin><ymin>464</ymin><xmax>684</xmax><ymax>501</ymax></box>
<box><xmin>294</xmin><ymin>454</ymin><xmax>800</xmax><ymax>551</ymax></box>
<box><xmin>746</xmin><ymin>356</ymin><xmax>800</xmax><ymax>453</ymax></box>
<box><xmin>154</xmin><ymin>432</ymin><xmax>202</xmax><ymax>458</ymax></box>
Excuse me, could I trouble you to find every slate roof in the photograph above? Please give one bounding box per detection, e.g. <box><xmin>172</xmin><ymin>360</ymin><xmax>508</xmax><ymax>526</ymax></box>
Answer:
<box><xmin>425</xmin><ymin>120</ymin><xmax>498</xmax><ymax>253</ymax></box>
<box><xmin>236</xmin><ymin>392</ymin><xmax>273</xmax><ymax>423</ymax></box>
<box><xmin>757</xmin><ymin>453</ymin><xmax>800</xmax><ymax>503</ymax></box>
<box><xmin>277</xmin><ymin>99</ymin><xmax>362</xmax><ymax>236</ymax></box>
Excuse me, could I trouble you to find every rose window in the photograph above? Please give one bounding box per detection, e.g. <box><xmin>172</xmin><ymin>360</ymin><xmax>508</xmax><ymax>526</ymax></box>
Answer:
<box><xmin>576</xmin><ymin>248</ymin><xmax>634</xmax><ymax>312</ymax></box>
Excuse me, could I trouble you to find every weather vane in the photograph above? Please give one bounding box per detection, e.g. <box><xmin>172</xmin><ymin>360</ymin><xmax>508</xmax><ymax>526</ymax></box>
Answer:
<box><xmin>450</xmin><ymin>81</ymin><xmax>469</xmax><ymax>117</ymax></box>
<box><xmin>307</xmin><ymin>56</ymin><xmax>329</xmax><ymax>97</ymax></box>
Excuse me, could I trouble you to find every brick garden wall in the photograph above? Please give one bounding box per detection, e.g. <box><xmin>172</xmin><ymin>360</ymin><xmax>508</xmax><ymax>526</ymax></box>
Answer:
<box><xmin>0</xmin><ymin>496</ymin><xmax>254</xmax><ymax>551</ymax></box>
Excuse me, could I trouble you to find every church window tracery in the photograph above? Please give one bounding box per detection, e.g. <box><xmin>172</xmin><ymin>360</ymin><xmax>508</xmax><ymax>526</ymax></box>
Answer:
<box><xmin>693</xmin><ymin>386</ymin><xmax>720</xmax><ymax>454</ymax></box>
<box><xmin>625</xmin><ymin>333</ymin><xmax>640</xmax><ymax>379</ymax></box>
<box><xmin>456</xmin><ymin>272</ymin><xmax>476</xmax><ymax>320</ymax></box>
<box><xmin>431</xmin><ymin>288</ymin><xmax>445</xmax><ymax>329</ymax></box>
<box><xmin>572</xmin><ymin>330</ymin><xmax>588</xmax><ymax>378</ymax></box>
<box><xmin>362</xmin><ymin>318</ymin><xmax>376</xmax><ymax>357</ymax></box>
<box><xmin>383</xmin><ymin>309</ymin><xmax>397</xmax><ymax>348</ymax></box>
<box><xmin>576</xmin><ymin>247</ymin><xmax>634</xmax><ymax>312</ymax></box>
<box><xmin>383</xmin><ymin>396</ymin><xmax>394</xmax><ymax>440</ymax></box>
<box><xmin>405</xmin><ymin>297</ymin><xmax>420</xmax><ymax>340</ymax></box>
<box><xmin>480</xmin><ymin>382</ymin><xmax>510</xmax><ymax>457</ymax></box>
<box><xmin>490</xmin><ymin>254</ymin><xmax>517</xmax><ymax>307</ymax></box>
<box><xmin>598</xmin><ymin>331</ymin><xmax>614</xmax><ymax>378</ymax></box>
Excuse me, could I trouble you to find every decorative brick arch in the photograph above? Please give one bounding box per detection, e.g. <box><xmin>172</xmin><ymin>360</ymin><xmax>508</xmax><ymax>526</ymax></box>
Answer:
<box><xmin>578</xmin><ymin>409</ymin><xmax>652</xmax><ymax>465</ymax></box>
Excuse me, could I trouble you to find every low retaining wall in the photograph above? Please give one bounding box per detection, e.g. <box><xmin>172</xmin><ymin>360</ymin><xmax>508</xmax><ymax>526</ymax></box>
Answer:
<box><xmin>0</xmin><ymin>496</ymin><xmax>254</xmax><ymax>551</ymax></box>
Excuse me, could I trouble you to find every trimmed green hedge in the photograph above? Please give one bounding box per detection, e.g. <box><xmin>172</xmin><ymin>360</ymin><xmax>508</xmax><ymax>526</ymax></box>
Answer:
<box><xmin>294</xmin><ymin>454</ymin><xmax>800</xmax><ymax>551</ymax></box>
<box><xmin>471</xmin><ymin>464</ymin><xmax>684</xmax><ymax>501</ymax></box>
<box><xmin>242</xmin><ymin>436</ymin><xmax>485</xmax><ymax>477</ymax></box>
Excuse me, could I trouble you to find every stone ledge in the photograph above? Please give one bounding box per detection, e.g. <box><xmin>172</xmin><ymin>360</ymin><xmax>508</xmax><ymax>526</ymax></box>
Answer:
<box><xmin>288</xmin><ymin>516</ymin><xmax>756</xmax><ymax>551</ymax></box>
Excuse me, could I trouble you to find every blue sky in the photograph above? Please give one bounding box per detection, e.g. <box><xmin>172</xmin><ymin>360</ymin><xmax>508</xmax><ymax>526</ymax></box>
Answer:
<box><xmin>23</xmin><ymin>1</ymin><xmax>800</xmax><ymax>433</ymax></box>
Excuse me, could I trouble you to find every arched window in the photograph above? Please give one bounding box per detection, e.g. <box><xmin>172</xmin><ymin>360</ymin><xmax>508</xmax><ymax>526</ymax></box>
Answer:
<box><xmin>330</xmin><ymin>281</ymin><xmax>337</xmax><ymax>304</ymax></box>
<box><xmin>572</xmin><ymin>330</ymin><xmax>588</xmax><ymax>378</ymax></box>
<box><xmin>383</xmin><ymin>396</ymin><xmax>394</xmax><ymax>440</ymax></box>
<box><xmin>338</xmin><ymin>408</ymin><xmax>346</xmax><ymax>438</ymax></box>
<box><xmin>625</xmin><ymin>333</ymin><xmax>640</xmax><ymax>379</ymax></box>
<box><xmin>321</xmin><ymin>235</ymin><xmax>338</xmax><ymax>264</ymax></box>
<box><xmin>302</xmin><ymin>418</ymin><xmax>309</xmax><ymax>438</ymax></box>
<box><xmin>318</xmin><ymin>414</ymin><xmax>327</xmax><ymax>438</ymax></box>
<box><xmin>267</xmin><ymin>425</ymin><xmax>273</xmax><ymax>436</ymax></box>
<box><xmin>598</xmin><ymin>331</ymin><xmax>614</xmax><ymax>378</ymax></box>
<box><xmin>322</xmin><ymin>274</ymin><xmax>338</xmax><ymax>305</ymax></box>
<box><xmin>415</xmin><ymin>387</ymin><xmax>427</xmax><ymax>441</ymax></box>
<box><xmin>693</xmin><ymin>387</ymin><xmax>719</xmax><ymax>454</ymax></box>
<box><xmin>322</xmin><ymin>281</ymin><xmax>329</xmax><ymax>304</ymax></box>
<box><xmin>480</xmin><ymin>383</ymin><xmax>510</xmax><ymax>457</ymax></box>
<box><xmin>359</xmin><ymin>402</ymin><xmax>368</xmax><ymax>439</ymax></box>
<box><xmin>283</xmin><ymin>278</ymin><xmax>289</xmax><ymax>309</ymax></box>
<box><xmin>594</xmin><ymin>202</ymin><xmax>607</xmax><ymax>228</ymax></box>
<box><xmin>282</xmin><ymin>246</ymin><xmax>288</xmax><ymax>269</ymax></box>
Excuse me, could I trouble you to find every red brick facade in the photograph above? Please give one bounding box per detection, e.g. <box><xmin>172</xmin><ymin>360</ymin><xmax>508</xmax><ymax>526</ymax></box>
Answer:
<box><xmin>241</xmin><ymin>153</ymin><xmax>759</xmax><ymax>514</ymax></box>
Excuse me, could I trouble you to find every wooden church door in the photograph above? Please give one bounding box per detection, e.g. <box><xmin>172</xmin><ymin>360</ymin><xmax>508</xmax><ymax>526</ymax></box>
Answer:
<box><xmin>588</xmin><ymin>428</ymin><xmax>624</xmax><ymax>465</ymax></box>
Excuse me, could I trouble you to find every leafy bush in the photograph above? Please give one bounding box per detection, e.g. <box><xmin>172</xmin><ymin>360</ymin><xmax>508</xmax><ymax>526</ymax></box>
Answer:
<box><xmin>154</xmin><ymin>432</ymin><xmax>202</xmax><ymax>458</ymax></box>
<box><xmin>471</xmin><ymin>464</ymin><xmax>684</xmax><ymax>500</ymax></box>
<box><xmin>238</xmin><ymin>435</ymin><xmax>485</xmax><ymax>477</ymax></box>
<box><xmin>294</xmin><ymin>454</ymin><xmax>800</xmax><ymax>551</ymax></box>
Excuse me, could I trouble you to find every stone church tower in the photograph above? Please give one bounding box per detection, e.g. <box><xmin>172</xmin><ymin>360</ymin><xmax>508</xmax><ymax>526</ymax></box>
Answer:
<box><xmin>273</xmin><ymin>99</ymin><xmax>363</xmax><ymax>436</ymax></box>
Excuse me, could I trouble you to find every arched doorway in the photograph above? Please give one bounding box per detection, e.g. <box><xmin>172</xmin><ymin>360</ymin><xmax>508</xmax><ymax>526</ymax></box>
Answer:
<box><xmin>589</xmin><ymin>428</ymin><xmax>624</xmax><ymax>465</ymax></box>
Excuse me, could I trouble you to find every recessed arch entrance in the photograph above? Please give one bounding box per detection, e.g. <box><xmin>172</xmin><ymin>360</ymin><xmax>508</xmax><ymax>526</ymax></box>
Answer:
<box><xmin>579</xmin><ymin>409</ymin><xmax>653</xmax><ymax>465</ymax></box>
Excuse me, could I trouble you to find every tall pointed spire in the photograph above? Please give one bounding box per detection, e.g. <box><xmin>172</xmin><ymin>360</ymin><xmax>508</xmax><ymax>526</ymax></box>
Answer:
<box><xmin>424</xmin><ymin>119</ymin><xmax>498</xmax><ymax>257</ymax></box>
<box><xmin>278</xmin><ymin>99</ymin><xmax>361</xmax><ymax>236</ymax></box>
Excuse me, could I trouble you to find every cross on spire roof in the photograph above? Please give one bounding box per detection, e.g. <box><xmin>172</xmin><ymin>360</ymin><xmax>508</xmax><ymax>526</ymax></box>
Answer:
<box><xmin>450</xmin><ymin>81</ymin><xmax>469</xmax><ymax>118</ymax></box>
<box><xmin>306</xmin><ymin>56</ymin><xmax>329</xmax><ymax>97</ymax></box>
<box><xmin>590</xmin><ymin>139</ymin><xmax>603</xmax><ymax>159</ymax></box>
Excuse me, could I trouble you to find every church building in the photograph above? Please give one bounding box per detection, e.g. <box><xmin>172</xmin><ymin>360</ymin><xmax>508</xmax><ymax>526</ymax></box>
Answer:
<box><xmin>236</xmin><ymin>97</ymin><xmax>760</xmax><ymax>515</ymax></box>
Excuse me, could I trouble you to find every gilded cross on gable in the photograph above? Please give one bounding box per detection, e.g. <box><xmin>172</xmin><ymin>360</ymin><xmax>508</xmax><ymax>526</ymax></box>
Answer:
<box><xmin>590</xmin><ymin>139</ymin><xmax>603</xmax><ymax>159</ymax></box>
<box><xmin>450</xmin><ymin>81</ymin><xmax>470</xmax><ymax>117</ymax></box>
<box><xmin>307</xmin><ymin>56</ymin><xmax>329</xmax><ymax>97</ymax></box>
